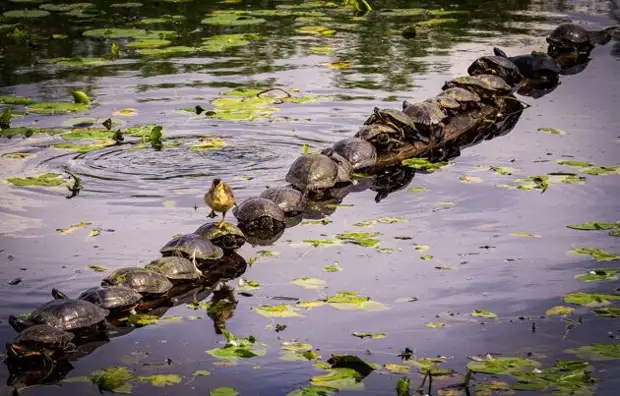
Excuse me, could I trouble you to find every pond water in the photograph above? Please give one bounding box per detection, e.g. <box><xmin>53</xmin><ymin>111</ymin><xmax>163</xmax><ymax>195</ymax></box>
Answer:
<box><xmin>1</xmin><ymin>0</ymin><xmax>620</xmax><ymax>395</ymax></box>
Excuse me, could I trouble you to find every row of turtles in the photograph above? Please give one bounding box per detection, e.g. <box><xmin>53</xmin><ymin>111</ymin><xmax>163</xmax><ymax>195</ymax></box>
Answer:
<box><xmin>4</xmin><ymin>22</ymin><xmax>617</xmax><ymax>365</ymax></box>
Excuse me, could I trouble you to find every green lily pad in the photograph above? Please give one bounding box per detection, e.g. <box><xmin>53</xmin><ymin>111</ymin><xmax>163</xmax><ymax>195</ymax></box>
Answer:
<box><xmin>609</xmin><ymin>230</ymin><xmax>620</xmax><ymax>237</ymax></box>
<box><xmin>402</xmin><ymin>158</ymin><xmax>448</xmax><ymax>172</ymax></box>
<box><xmin>43</xmin><ymin>57</ymin><xmax>112</xmax><ymax>67</ymax></box>
<box><xmin>310</xmin><ymin>368</ymin><xmax>364</xmax><ymax>391</ymax></box>
<box><xmin>3</xmin><ymin>9</ymin><xmax>50</xmax><ymax>18</ymax></box>
<box><xmin>489</xmin><ymin>166</ymin><xmax>518</xmax><ymax>175</ymax></box>
<box><xmin>61</xmin><ymin>130</ymin><xmax>115</xmax><ymax>140</ymax></box>
<box><xmin>409</xmin><ymin>187</ymin><xmax>428</xmax><ymax>193</ymax></box>
<box><xmin>459</xmin><ymin>175</ymin><xmax>483</xmax><ymax>183</ymax></box>
<box><xmin>0</xmin><ymin>94</ymin><xmax>37</xmax><ymax>105</ymax></box>
<box><xmin>52</xmin><ymin>140</ymin><xmax>115</xmax><ymax>153</ymax></box>
<box><xmin>296</xmin><ymin>25</ymin><xmax>336</xmax><ymax>36</ymax></box>
<box><xmin>472</xmin><ymin>309</ymin><xmax>497</xmax><ymax>319</ymax></box>
<box><xmin>384</xmin><ymin>364</ymin><xmax>410</xmax><ymax>374</ymax></box>
<box><xmin>83</xmin><ymin>28</ymin><xmax>148</xmax><ymax>39</ymax></box>
<box><xmin>126</xmin><ymin>39</ymin><xmax>171</xmax><ymax>49</ymax></box>
<box><xmin>206</xmin><ymin>335</ymin><xmax>266</xmax><ymax>360</ymax></box>
<box><xmin>190</xmin><ymin>138</ymin><xmax>227</xmax><ymax>151</ymax></box>
<box><xmin>110</xmin><ymin>2</ymin><xmax>143</xmax><ymax>7</ymax></box>
<box><xmin>210</xmin><ymin>387</ymin><xmax>239</xmax><ymax>396</ymax></box>
<box><xmin>467</xmin><ymin>357</ymin><xmax>541</xmax><ymax>375</ymax></box>
<box><xmin>563</xmin><ymin>291</ymin><xmax>620</xmax><ymax>307</ymax></box>
<box><xmin>326</xmin><ymin>291</ymin><xmax>387</xmax><ymax>311</ymax></box>
<box><xmin>2</xmin><ymin>152</ymin><xmax>35</xmax><ymax>159</ymax></box>
<box><xmin>192</xmin><ymin>370</ymin><xmax>210</xmax><ymax>376</ymax></box>
<box><xmin>567</xmin><ymin>221</ymin><xmax>620</xmax><ymax>231</ymax></box>
<box><xmin>545</xmin><ymin>306</ymin><xmax>574</xmax><ymax>316</ymax></box>
<box><xmin>379</xmin><ymin>8</ymin><xmax>429</xmax><ymax>16</ymax></box>
<box><xmin>297</xmin><ymin>300</ymin><xmax>327</xmax><ymax>310</ymax></box>
<box><xmin>336</xmin><ymin>231</ymin><xmax>382</xmax><ymax>247</ymax></box>
<box><xmin>324</xmin><ymin>263</ymin><xmax>341</xmax><ymax>272</ymax></box>
<box><xmin>569</xmin><ymin>248</ymin><xmax>619</xmax><ymax>261</ymax></box>
<box><xmin>201</xmin><ymin>33</ymin><xmax>262</xmax><ymax>52</ymax></box>
<box><xmin>7</xmin><ymin>173</ymin><xmax>64</xmax><ymax>187</ymax></box>
<box><xmin>538</xmin><ymin>127</ymin><xmax>565</xmax><ymax>135</ymax></box>
<box><xmin>557</xmin><ymin>159</ymin><xmax>593</xmax><ymax>168</ymax></box>
<box><xmin>302</xmin><ymin>239</ymin><xmax>342</xmax><ymax>247</ymax></box>
<box><xmin>89</xmin><ymin>366</ymin><xmax>133</xmax><ymax>394</ymax></box>
<box><xmin>87</xmin><ymin>264</ymin><xmax>106</xmax><ymax>272</ymax></box>
<box><xmin>26</xmin><ymin>102</ymin><xmax>89</xmax><ymax>114</ymax></box>
<box><xmin>252</xmin><ymin>304</ymin><xmax>303</xmax><ymax>317</ymax></box>
<box><xmin>309</xmin><ymin>45</ymin><xmax>333</xmax><ymax>55</ymax></box>
<box><xmin>280</xmin><ymin>342</ymin><xmax>318</xmax><ymax>362</ymax></box>
<box><xmin>511</xmin><ymin>359</ymin><xmax>597</xmax><ymax>394</ymax></box>
<box><xmin>136</xmin><ymin>46</ymin><xmax>196</xmax><ymax>57</ymax></box>
<box><xmin>1</xmin><ymin>127</ymin><xmax>67</xmax><ymax>138</ymax></box>
<box><xmin>201</xmin><ymin>13</ymin><xmax>266</xmax><ymax>26</ymax></box>
<box><xmin>565</xmin><ymin>343</ymin><xmax>620</xmax><ymax>360</ymax></box>
<box><xmin>137</xmin><ymin>374</ymin><xmax>181</xmax><ymax>387</ymax></box>
<box><xmin>40</xmin><ymin>3</ymin><xmax>94</xmax><ymax>12</ymax></box>
<box><xmin>352</xmin><ymin>332</ymin><xmax>386</xmax><ymax>339</ymax></box>
<box><xmin>416</xmin><ymin>17</ymin><xmax>458</xmax><ymax>27</ymax></box>
<box><xmin>287</xmin><ymin>385</ymin><xmax>338</xmax><ymax>396</ymax></box>
<box><xmin>119</xmin><ymin>313</ymin><xmax>159</xmax><ymax>326</ymax></box>
<box><xmin>575</xmin><ymin>268</ymin><xmax>619</xmax><ymax>282</ymax></box>
<box><xmin>291</xmin><ymin>277</ymin><xmax>326</xmax><ymax>289</ymax></box>
<box><xmin>593</xmin><ymin>307</ymin><xmax>620</xmax><ymax>317</ymax></box>
<box><xmin>425</xmin><ymin>321</ymin><xmax>446</xmax><ymax>328</ymax></box>
<box><xmin>582</xmin><ymin>166</ymin><xmax>619</xmax><ymax>176</ymax></box>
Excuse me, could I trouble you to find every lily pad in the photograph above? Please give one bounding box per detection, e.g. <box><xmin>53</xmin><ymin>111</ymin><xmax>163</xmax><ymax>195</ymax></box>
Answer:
<box><xmin>563</xmin><ymin>291</ymin><xmax>620</xmax><ymax>307</ymax></box>
<box><xmin>87</xmin><ymin>264</ymin><xmax>106</xmax><ymax>272</ymax></box>
<box><xmin>26</xmin><ymin>102</ymin><xmax>89</xmax><ymax>114</ymax></box>
<box><xmin>52</xmin><ymin>140</ymin><xmax>115</xmax><ymax>153</ymax></box>
<box><xmin>201</xmin><ymin>33</ymin><xmax>262</xmax><ymax>52</ymax></box>
<box><xmin>61</xmin><ymin>130</ymin><xmax>115</xmax><ymax>140</ymax></box>
<box><xmin>2</xmin><ymin>152</ymin><xmax>35</xmax><ymax>159</ymax></box>
<box><xmin>192</xmin><ymin>370</ymin><xmax>210</xmax><ymax>376</ymax></box>
<box><xmin>83</xmin><ymin>28</ymin><xmax>148</xmax><ymax>39</ymax></box>
<box><xmin>280</xmin><ymin>341</ymin><xmax>318</xmax><ymax>362</ymax></box>
<box><xmin>136</xmin><ymin>46</ymin><xmax>196</xmax><ymax>57</ymax></box>
<box><xmin>582</xmin><ymin>166</ymin><xmax>619</xmax><ymax>176</ymax></box>
<box><xmin>466</xmin><ymin>357</ymin><xmax>541</xmax><ymax>375</ymax></box>
<box><xmin>565</xmin><ymin>343</ymin><xmax>620</xmax><ymax>360</ymax></box>
<box><xmin>538</xmin><ymin>127</ymin><xmax>565</xmax><ymax>135</ymax></box>
<box><xmin>310</xmin><ymin>368</ymin><xmax>364</xmax><ymax>391</ymax></box>
<box><xmin>336</xmin><ymin>231</ymin><xmax>381</xmax><ymax>247</ymax></box>
<box><xmin>137</xmin><ymin>374</ymin><xmax>182</xmax><ymax>387</ymax></box>
<box><xmin>352</xmin><ymin>332</ymin><xmax>386</xmax><ymax>339</ymax></box>
<box><xmin>545</xmin><ymin>306</ymin><xmax>574</xmax><ymax>316</ymax></box>
<box><xmin>190</xmin><ymin>138</ymin><xmax>227</xmax><ymax>151</ymax></box>
<box><xmin>326</xmin><ymin>291</ymin><xmax>387</xmax><ymax>311</ymax></box>
<box><xmin>593</xmin><ymin>307</ymin><xmax>620</xmax><ymax>317</ymax></box>
<box><xmin>201</xmin><ymin>13</ymin><xmax>266</xmax><ymax>26</ymax></box>
<box><xmin>211</xmin><ymin>388</ymin><xmax>239</xmax><ymax>396</ymax></box>
<box><xmin>287</xmin><ymin>385</ymin><xmax>338</xmax><ymax>396</ymax></box>
<box><xmin>610</xmin><ymin>231</ymin><xmax>620</xmax><ymax>237</ymax></box>
<box><xmin>472</xmin><ymin>309</ymin><xmax>497</xmax><ymax>319</ymax></box>
<box><xmin>509</xmin><ymin>232</ymin><xmax>539</xmax><ymax>237</ymax></box>
<box><xmin>557</xmin><ymin>159</ymin><xmax>593</xmax><ymax>168</ymax></box>
<box><xmin>43</xmin><ymin>57</ymin><xmax>112</xmax><ymax>67</ymax></box>
<box><xmin>3</xmin><ymin>10</ymin><xmax>51</xmax><ymax>18</ymax></box>
<box><xmin>568</xmin><ymin>221</ymin><xmax>620</xmax><ymax>231</ymax></box>
<box><xmin>126</xmin><ymin>39</ymin><xmax>172</xmax><ymax>49</ymax></box>
<box><xmin>40</xmin><ymin>3</ymin><xmax>94</xmax><ymax>12</ymax></box>
<box><xmin>409</xmin><ymin>187</ymin><xmax>428</xmax><ymax>193</ymax></box>
<box><xmin>0</xmin><ymin>94</ymin><xmax>36</xmax><ymax>105</ymax></box>
<box><xmin>296</xmin><ymin>25</ymin><xmax>336</xmax><ymax>36</ymax></box>
<box><xmin>569</xmin><ymin>248</ymin><xmax>619</xmax><ymax>261</ymax></box>
<box><xmin>323</xmin><ymin>263</ymin><xmax>341</xmax><ymax>272</ymax></box>
<box><xmin>302</xmin><ymin>239</ymin><xmax>342</xmax><ymax>247</ymax></box>
<box><xmin>1</xmin><ymin>127</ymin><xmax>67</xmax><ymax>138</ymax></box>
<box><xmin>425</xmin><ymin>322</ymin><xmax>446</xmax><ymax>328</ymax></box>
<box><xmin>7</xmin><ymin>173</ymin><xmax>64</xmax><ymax>187</ymax></box>
<box><xmin>459</xmin><ymin>175</ymin><xmax>483</xmax><ymax>183</ymax></box>
<box><xmin>253</xmin><ymin>304</ymin><xmax>303</xmax><ymax>318</ymax></box>
<box><xmin>575</xmin><ymin>268</ymin><xmax>619</xmax><ymax>282</ymax></box>
<box><xmin>89</xmin><ymin>366</ymin><xmax>133</xmax><ymax>394</ymax></box>
<box><xmin>384</xmin><ymin>364</ymin><xmax>410</xmax><ymax>374</ymax></box>
<box><xmin>291</xmin><ymin>277</ymin><xmax>326</xmax><ymax>289</ymax></box>
<box><xmin>402</xmin><ymin>158</ymin><xmax>448</xmax><ymax>172</ymax></box>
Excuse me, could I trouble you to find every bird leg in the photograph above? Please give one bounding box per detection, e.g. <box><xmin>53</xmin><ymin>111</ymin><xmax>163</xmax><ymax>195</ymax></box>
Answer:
<box><xmin>207</xmin><ymin>210</ymin><xmax>217</xmax><ymax>219</ymax></box>
<box><xmin>218</xmin><ymin>211</ymin><xmax>227</xmax><ymax>228</ymax></box>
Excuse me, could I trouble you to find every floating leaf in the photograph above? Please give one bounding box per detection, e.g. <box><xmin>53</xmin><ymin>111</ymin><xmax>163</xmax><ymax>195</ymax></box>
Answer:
<box><xmin>402</xmin><ymin>158</ymin><xmax>448</xmax><ymax>172</ymax></box>
<box><xmin>201</xmin><ymin>33</ymin><xmax>262</xmax><ymax>52</ymax></box>
<box><xmin>575</xmin><ymin>268</ymin><xmax>619</xmax><ymax>282</ymax></box>
<box><xmin>467</xmin><ymin>357</ymin><xmax>541</xmax><ymax>375</ymax></box>
<box><xmin>593</xmin><ymin>307</ymin><xmax>620</xmax><ymax>317</ymax></box>
<box><xmin>324</xmin><ymin>263</ymin><xmax>341</xmax><ymax>272</ymax></box>
<box><xmin>352</xmin><ymin>332</ymin><xmax>386</xmax><ymax>339</ymax></box>
<box><xmin>563</xmin><ymin>291</ymin><xmax>620</xmax><ymax>307</ymax></box>
<box><xmin>71</xmin><ymin>90</ymin><xmax>90</xmax><ymax>104</ymax></box>
<box><xmin>385</xmin><ymin>364</ymin><xmax>410</xmax><ymax>374</ymax></box>
<box><xmin>190</xmin><ymin>138</ymin><xmax>228</xmax><ymax>151</ymax></box>
<box><xmin>378</xmin><ymin>216</ymin><xmax>407</xmax><ymax>224</ymax></box>
<box><xmin>509</xmin><ymin>232</ymin><xmax>539</xmax><ymax>237</ymax></box>
<box><xmin>568</xmin><ymin>248</ymin><xmax>619</xmax><ymax>261</ymax></box>
<box><xmin>326</xmin><ymin>291</ymin><xmax>387</xmax><ymax>311</ymax></box>
<box><xmin>325</xmin><ymin>61</ymin><xmax>351</xmax><ymax>69</ymax></box>
<box><xmin>310</xmin><ymin>368</ymin><xmax>364</xmax><ymax>391</ymax></box>
<box><xmin>120</xmin><ymin>313</ymin><xmax>159</xmax><ymax>326</ymax></box>
<box><xmin>472</xmin><ymin>309</ymin><xmax>497</xmax><ymax>319</ymax></box>
<box><xmin>26</xmin><ymin>102</ymin><xmax>89</xmax><ymax>114</ymax></box>
<box><xmin>409</xmin><ymin>187</ymin><xmax>428</xmax><ymax>193</ymax></box>
<box><xmin>420</xmin><ymin>254</ymin><xmax>433</xmax><ymax>260</ymax></box>
<box><xmin>565</xmin><ymin>343</ymin><xmax>620</xmax><ymax>360</ymax></box>
<box><xmin>89</xmin><ymin>229</ymin><xmax>101</xmax><ymax>237</ymax></box>
<box><xmin>3</xmin><ymin>10</ymin><xmax>51</xmax><ymax>18</ymax></box>
<box><xmin>302</xmin><ymin>239</ymin><xmax>342</xmax><ymax>247</ymax></box>
<box><xmin>87</xmin><ymin>264</ymin><xmax>106</xmax><ymax>272</ymax></box>
<box><xmin>253</xmin><ymin>304</ymin><xmax>303</xmax><ymax>318</ymax></box>
<box><xmin>83</xmin><ymin>28</ymin><xmax>148</xmax><ymax>39</ymax></box>
<box><xmin>296</xmin><ymin>26</ymin><xmax>336</xmax><ymax>36</ymax></box>
<box><xmin>425</xmin><ymin>322</ymin><xmax>446</xmax><ymax>328</ymax></box>
<box><xmin>206</xmin><ymin>335</ymin><xmax>266</xmax><ymax>360</ymax></box>
<box><xmin>89</xmin><ymin>366</ymin><xmax>133</xmax><ymax>394</ymax></box>
<box><xmin>489</xmin><ymin>166</ymin><xmax>518</xmax><ymax>175</ymax></box>
<box><xmin>7</xmin><ymin>173</ymin><xmax>64</xmax><ymax>187</ymax></box>
<box><xmin>538</xmin><ymin>127</ymin><xmax>565</xmax><ymax>135</ymax></box>
<box><xmin>309</xmin><ymin>45</ymin><xmax>333</xmax><ymax>54</ymax></box>
<box><xmin>582</xmin><ymin>166</ymin><xmax>619</xmax><ymax>176</ymax></box>
<box><xmin>2</xmin><ymin>152</ymin><xmax>35</xmax><ymax>159</ymax></box>
<box><xmin>567</xmin><ymin>221</ymin><xmax>620</xmax><ymax>231</ymax></box>
<box><xmin>291</xmin><ymin>277</ymin><xmax>326</xmax><ymax>289</ymax></box>
<box><xmin>459</xmin><ymin>175</ymin><xmax>483</xmax><ymax>184</ymax></box>
<box><xmin>201</xmin><ymin>13</ymin><xmax>266</xmax><ymax>26</ymax></box>
<box><xmin>192</xmin><ymin>370</ymin><xmax>210</xmax><ymax>376</ymax></box>
<box><xmin>609</xmin><ymin>231</ymin><xmax>620</xmax><ymax>237</ymax></box>
<box><xmin>545</xmin><ymin>306</ymin><xmax>574</xmax><ymax>316</ymax></box>
<box><xmin>556</xmin><ymin>159</ymin><xmax>593</xmax><ymax>168</ymax></box>
<box><xmin>210</xmin><ymin>387</ymin><xmax>239</xmax><ymax>396</ymax></box>
<box><xmin>137</xmin><ymin>374</ymin><xmax>182</xmax><ymax>387</ymax></box>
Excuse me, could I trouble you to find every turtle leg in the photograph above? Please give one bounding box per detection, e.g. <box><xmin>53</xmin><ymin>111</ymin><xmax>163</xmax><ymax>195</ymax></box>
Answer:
<box><xmin>208</xmin><ymin>210</ymin><xmax>217</xmax><ymax>218</ymax></box>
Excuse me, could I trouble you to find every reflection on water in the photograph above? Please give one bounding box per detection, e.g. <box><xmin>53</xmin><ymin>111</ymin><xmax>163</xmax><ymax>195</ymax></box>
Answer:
<box><xmin>1</xmin><ymin>0</ymin><xmax>620</xmax><ymax>395</ymax></box>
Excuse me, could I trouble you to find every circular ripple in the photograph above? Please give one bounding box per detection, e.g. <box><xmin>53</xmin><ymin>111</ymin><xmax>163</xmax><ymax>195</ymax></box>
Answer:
<box><xmin>41</xmin><ymin>134</ymin><xmax>302</xmax><ymax>199</ymax></box>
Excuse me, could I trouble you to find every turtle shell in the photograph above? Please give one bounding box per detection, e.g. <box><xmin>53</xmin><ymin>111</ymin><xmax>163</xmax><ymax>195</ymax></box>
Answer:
<box><xmin>322</xmin><ymin>138</ymin><xmax>377</xmax><ymax>170</ymax></box>
<box><xmin>355</xmin><ymin>123</ymin><xmax>402</xmax><ymax>140</ymax></box>
<box><xmin>195</xmin><ymin>222</ymin><xmax>247</xmax><ymax>250</ymax></box>
<box><xmin>145</xmin><ymin>256</ymin><xmax>202</xmax><ymax>281</ymax></box>
<box><xmin>78</xmin><ymin>286</ymin><xmax>142</xmax><ymax>310</ymax></box>
<box><xmin>438</xmin><ymin>87</ymin><xmax>481</xmax><ymax>103</ymax></box>
<box><xmin>467</xmin><ymin>56</ymin><xmax>523</xmax><ymax>86</ymax></box>
<box><xmin>160</xmin><ymin>233</ymin><xmax>224</xmax><ymax>261</ymax></box>
<box><xmin>29</xmin><ymin>299</ymin><xmax>109</xmax><ymax>331</ymax></box>
<box><xmin>424</xmin><ymin>96</ymin><xmax>460</xmax><ymax>113</ymax></box>
<box><xmin>259</xmin><ymin>187</ymin><xmax>306</xmax><ymax>215</ymax></box>
<box><xmin>233</xmin><ymin>197</ymin><xmax>287</xmax><ymax>225</ymax></box>
<box><xmin>546</xmin><ymin>23</ymin><xmax>590</xmax><ymax>47</ymax></box>
<box><xmin>13</xmin><ymin>324</ymin><xmax>74</xmax><ymax>346</ymax></box>
<box><xmin>403</xmin><ymin>101</ymin><xmax>447</xmax><ymax>125</ymax></box>
<box><xmin>103</xmin><ymin>267</ymin><xmax>173</xmax><ymax>294</ymax></box>
<box><xmin>327</xmin><ymin>151</ymin><xmax>354</xmax><ymax>184</ymax></box>
<box><xmin>369</xmin><ymin>107</ymin><xmax>417</xmax><ymax>132</ymax></box>
<box><xmin>442</xmin><ymin>75</ymin><xmax>512</xmax><ymax>97</ymax></box>
<box><xmin>285</xmin><ymin>153</ymin><xmax>340</xmax><ymax>191</ymax></box>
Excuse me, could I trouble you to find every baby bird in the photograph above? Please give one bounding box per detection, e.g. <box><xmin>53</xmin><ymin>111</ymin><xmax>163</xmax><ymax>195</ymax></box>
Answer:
<box><xmin>204</xmin><ymin>178</ymin><xmax>236</xmax><ymax>226</ymax></box>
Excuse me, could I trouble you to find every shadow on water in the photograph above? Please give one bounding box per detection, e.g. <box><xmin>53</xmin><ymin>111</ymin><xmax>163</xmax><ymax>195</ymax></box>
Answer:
<box><xmin>1</xmin><ymin>0</ymin><xmax>620</xmax><ymax>395</ymax></box>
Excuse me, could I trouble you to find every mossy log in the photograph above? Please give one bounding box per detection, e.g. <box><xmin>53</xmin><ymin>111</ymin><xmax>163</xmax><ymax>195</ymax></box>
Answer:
<box><xmin>370</xmin><ymin>102</ymin><xmax>507</xmax><ymax>171</ymax></box>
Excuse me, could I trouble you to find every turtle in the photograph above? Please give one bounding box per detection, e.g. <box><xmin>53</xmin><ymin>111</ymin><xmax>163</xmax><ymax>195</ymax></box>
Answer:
<box><xmin>259</xmin><ymin>186</ymin><xmax>306</xmax><ymax>216</ymax></box>
<box><xmin>442</xmin><ymin>74</ymin><xmax>513</xmax><ymax>104</ymax></box>
<box><xmin>51</xmin><ymin>286</ymin><xmax>142</xmax><ymax>313</ymax></box>
<box><xmin>321</xmin><ymin>137</ymin><xmax>377</xmax><ymax>171</ymax></box>
<box><xmin>354</xmin><ymin>123</ymin><xmax>406</xmax><ymax>154</ymax></box>
<box><xmin>437</xmin><ymin>87</ymin><xmax>481</xmax><ymax>110</ymax></box>
<box><xmin>402</xmin><ymin>100</ymin><xmax>447</xmax><ymax>145</ymax></box>
<box><xmin>364</xmin><ymin>107</ymin><xmax>423</xmax><ymax>142</ymax></box>
<box><xmin>232</xmin><ymin>197</ymin><xmax>287</xmax><ymax>232</ymax></box>
<box><xmin>102</xmin><ymin>267</ymin><xmax>173</xmax><ymax>295</ymax></box>
<box><xmin>194</xmin><ymin>221</ymin><xmax>247</xmax><ymax>250</ymax></box>
<box><xmin>546</xmin><ymin>23</ymin><xmax>618</xmax><ymax>53</ymax></box>
<box><xmin>5</xmin><ymin>324</ymin><xmax>76</xmax><ymax>360</ymax></box>
<box><xmin>285</xmin><ymin>153</ymin><xmax>351</xmax><ymax>194</ymax></box>
<box><xmin>8</xmin><ymin>299</ymin><xmax>109</xmax><ymax>333</ymax></box>
<box><xmin>423</xmin><ymin>96</ymin><xmax>461</xmax><ymax>117</ymax></box>
<box><xmin>160</xmin><ymin>233</ymin><xmax>224</xmax><ymax>264</ymax></box>
<box><xmin>466</xmin><ymin>55</ymin><xmax>524</xmax><ymax>87</ymax></box>
<box><xmin>493</xmin><ymin>47</ymin><xmax>561</xmax><ymax>85</ymax></box>
<box><xmin>327</xmin><ymin>150</ymin><xmax>354</xmax><ymax>184</ymax></box>
<box><xmin>145</xmin><ymin>256</ymin><xmax>203</xmax><ymax>283</ymax></box>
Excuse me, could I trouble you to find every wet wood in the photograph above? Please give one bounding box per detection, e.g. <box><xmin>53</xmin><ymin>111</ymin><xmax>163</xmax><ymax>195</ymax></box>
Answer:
<box><xmin>371</xmin><ymin>104</ymin><xmax>502</xmax><ymax>170</ymax></box>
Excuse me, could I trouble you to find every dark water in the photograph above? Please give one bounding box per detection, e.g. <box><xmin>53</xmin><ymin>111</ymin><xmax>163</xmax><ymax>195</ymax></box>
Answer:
<box><xmin>1</xmin><ymin>0</ymin><xmax>619</xmax><ymax>395</ymax></box>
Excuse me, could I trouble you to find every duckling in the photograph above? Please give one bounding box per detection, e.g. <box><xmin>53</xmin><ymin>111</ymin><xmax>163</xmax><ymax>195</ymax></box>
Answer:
<box><xmin>204</xmin><ymin>178</ymin><xmax>236</xmax><ymax>225</ymax></box>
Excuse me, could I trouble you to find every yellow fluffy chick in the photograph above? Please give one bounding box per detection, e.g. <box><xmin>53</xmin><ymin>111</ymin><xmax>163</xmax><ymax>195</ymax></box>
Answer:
<box><xmin>204</xmin><ymin>178</ymin><xmax>236</xmax><ymax>225</ymax></box>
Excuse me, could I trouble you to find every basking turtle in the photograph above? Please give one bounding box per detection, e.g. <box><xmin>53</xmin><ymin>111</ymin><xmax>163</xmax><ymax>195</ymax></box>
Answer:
<box><xmin>321</xmin><ymin>137</ymin><xmax>377</xmax><ymax>171</ymax></box>
<box><xmin>442</xmin><ymin>74</ymin><xmax>513</xmax><ymax>104</ymax></box>
<box><xmin>285</xmin><ymin>153</ymin><xmax>351</xmax><ymax>193</ymax></box>
<box><xmin>327</xmin><ymin>150</ymin><xmax>354</xmax><ymax>184</ymax></box>
<box><xmin>160</xmin><ymin>233</ymin><xmax>224</xmax><ymax>263</ymax></box>
<box><xmin>546</xmin><ymin>23</ymin><xmax>617</xmax><ymax>53</ymax></box>
<box><xmin>423</xmin><ymin>96</ymin><xmax>461</xmax><ymax>117</ymax></box>
<box><xmin>232</xmin><ymin>197</ymin><xmax>287</xmax><ymax>232</ymax></box>
<box><xmin>364</xmin><ymin>107</ymin><xmax>427</xmax><ymax>143</ymax></box>
<box><xmin>145</xmin><ymin>256</ymin><xmax>203</xmax><ymax>283</ymax></box>
<box><xmin>195</xmin><ymin>222</ymin><xmax>247</xmax><ymax>250</ymax></box>
<box><xmin>354</xmin><ymin>123</ymin><xmax>405</xmax><ymax>154</ymax></box>
<box><xmin>102</xmin><ymin>267</ymin><xmax>173</xmax><ymax>295</ymax></box>
<box><xmin>493</xmin><ymin>47</ymin><xmax>561</xmax><ymax>85</ymax></box>
<box><xmin>51</xmin><ymin>286</ymin><xmax>142</xmax><ymax>313</ymax></box>
<box><xmin>402</xmin><ymin>100</ymin><xmax>447</xmax><ymax>145</ymax></box>
<box><xmin>467</xmin><ymin>55</ymin><xmax>524</xmax><ymax>87</ymax></box>
<box><xmin>6</xmin><ymin>324</ymin><xmax>76</xmax><ymax>360</ymax></box>
<box><xmin>259</xmin><ymin>186</ymin><xmax>306</xmax><ymax>215</ymax></box>
<box><xmin>437</xmin><ymin>87</ymin><xmax>481</xmax><ymax>110</ymax></box>
<box><xmin>8</xmin><ymin>299</ymin><xmax>109</xmax><ymax>333</ymax></box>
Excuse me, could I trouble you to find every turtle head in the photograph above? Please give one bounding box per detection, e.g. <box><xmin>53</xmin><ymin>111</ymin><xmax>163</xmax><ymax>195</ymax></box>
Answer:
<box><xmin>376</xmin><ymin>133</ymin><xmax>390</xmax><ymax>145</ymax></box>
<box><xmin>493</xmin><ymin>47</ymin><xmax>508</xmax><ymax>58</ymax></box>
<box><xmin>5</xmin><ymin>341</ymin><xmax>47</xmax><ymax>360</ymax></box>
<box><xmin>8</xmin><ymin>315</ymin><xmax>30</xmax><ymax>332</ymax></box>
<box><xmin>590</xmin><ymin>26</ymin><xmax>617</xmax><ymax>46</ymax></box>
<box><xmin>51</xmin><ymin>288</ymin><xmax>69</xmax><ymax>300</ymax></box>
<box><xmin>402</xmin><ymin>100</ymin><xmax>412</xmax><ymax>111</ymax></box>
